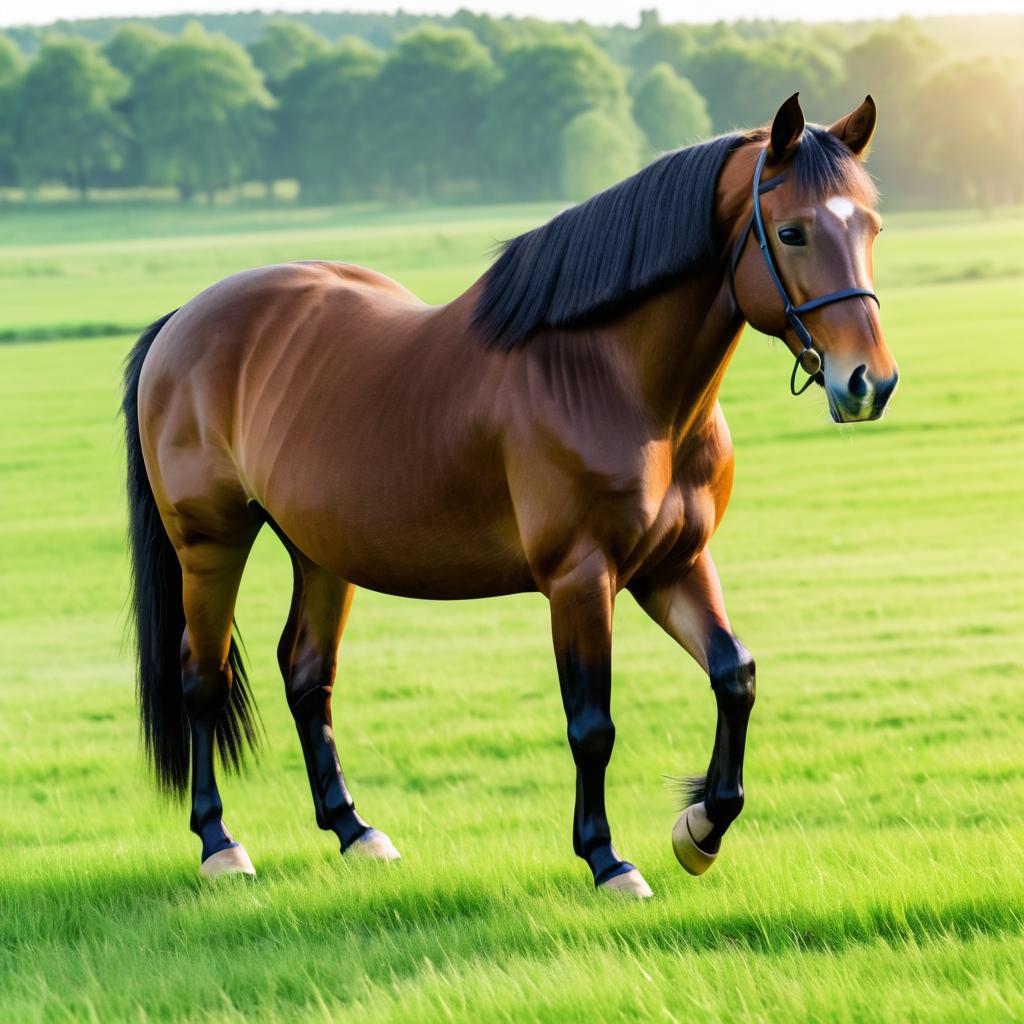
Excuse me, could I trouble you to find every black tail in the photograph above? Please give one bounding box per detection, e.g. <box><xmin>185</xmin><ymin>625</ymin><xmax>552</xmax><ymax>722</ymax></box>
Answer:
<box><xmin>123</xmin><ymin>311</ymin><xmax>260</xmax><ymax>797</ymax></box>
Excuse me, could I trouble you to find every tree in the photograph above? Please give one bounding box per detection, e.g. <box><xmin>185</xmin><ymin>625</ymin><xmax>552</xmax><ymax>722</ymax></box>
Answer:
<box><xmin>482</xmin><ymin>36</ymin><xmax>631</xmax><ymax>198</ymax></box>
<box><xmin>562</xmin><ymin>109</ymin><xmax>640</xmax><ymax>200</ymax></box>
<box><xmin>133</xmin><ymin>25</ymin><xmax>273</xmax><ymax>201</ymax></box>
<box><xmin>843</xmin><ymin>22</ymin><xmax>941</xmax><ymax>204</ymax></box>
<box><xmin>915</xmin><ymin>57</ymin><xmax>1024</xmax><ymax>209</ymax></box>
<box><xmin>629</xmin><ymin>23</ymin><xmax>695</xmax><ymax>77</ymax></box>
<box><xmin>683</xmin><ymin>42</ymin><xmax>794</xmax><ymax>131</ymax></box>
<box><xmin>844</xmin><ymin>20</ymin><xmax>939</xmax><ymax>106</ymax></box>
<box><xmin>0</xmin><ymin>35</ymin><xmax>22</xmax><ymax>188</ymax></box>
<box><xmin>451</xmin><ymin>9</ymin><xmax>516</xmax><ymax>58</ymax></box>
<box><xmin>0</xmin><ymin>34</ymin><xmax>20</xmax><ymax>88</ymax></box>
<box><xmin>102</xmin><ymin>23</ymin><xmax>169</xmax><ymax>80</ymax></box>
<box><xmin>632</xmin><ymin>63</ymin><xmax>710</xmax><ymax>154</ymax></box>
<box><xmin>368</xmin><ymin>26</ymin><xmax>497</xmax><ymax>197</ymax></box>
<box><xmin>102</xmin><ymin>25</ymin><xmax>170</xmax><ymax>188</ymax></box>
<box><xmin>248</xmin><ymin>19</ymin><xmax>327</xmax><ymax>92</ymax></box>
<box><xmin>773</xmin><ymin>35</ymin><xmax>845</xmax><ymax>117</ymax></box>
<box><xmin>274</xmin><ymin>39</ymin><xmax>383</xmax><ymax>201</ymax></box>
<box><xmin>14</xmin><ymin>38</ymin><xmax>128</xmax><ymax>199</ymax></box>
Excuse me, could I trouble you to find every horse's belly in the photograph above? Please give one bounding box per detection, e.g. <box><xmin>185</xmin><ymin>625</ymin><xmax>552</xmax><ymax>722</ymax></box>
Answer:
<box><xmin>333</xmin><ymin>519</ymin><xmax>535</xmax><ymax>599</ymax></box>
<box><xmin>264</xmin><ymin>481</ymin><xmax>535</xmax><ymax>599</ymax></box>
<box><xmin>344</xmin><ymin>549</ymin><xmax>536</xmax><ymax>600</ymax></box>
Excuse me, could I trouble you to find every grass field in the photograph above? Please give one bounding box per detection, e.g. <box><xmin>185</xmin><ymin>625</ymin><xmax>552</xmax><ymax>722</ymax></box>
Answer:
<box><xmin>1</xmin><ymin>198</ymin><xmax>1023</xmax><ymax>1022</ymax></box>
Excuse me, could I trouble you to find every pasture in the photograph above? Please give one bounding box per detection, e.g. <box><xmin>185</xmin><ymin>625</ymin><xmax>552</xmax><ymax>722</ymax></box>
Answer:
<box><xmin>1</xmin><ymin>199</ymin><xmax>1022</xmax><ymax>1021</ymax></box>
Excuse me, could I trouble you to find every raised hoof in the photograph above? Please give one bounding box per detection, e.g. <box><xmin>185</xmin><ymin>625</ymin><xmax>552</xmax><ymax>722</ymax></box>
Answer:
<box><xmin>200</xmin><ymin>844</ymin><xmax>256</xmax><ymax>878</ymax></box>
<box><xmin>672</xmin><ymin>802</ymin><xmax>719</xmax><ymax>877</ymax></box>
<box><xmin>599</xmin><ymin>868</ymin><xmax>654</xmax><ymax>899</ymax></box>
<box><xmin>344</xmin><ymin>828</ymin><xmax>401</xmax><ymax>862</ymax></box>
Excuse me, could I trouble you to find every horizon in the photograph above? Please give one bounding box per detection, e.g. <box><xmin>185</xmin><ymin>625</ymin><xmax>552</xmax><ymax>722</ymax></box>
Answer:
<box><xmin>4</xmin><ymin>0</ymin><xmax>1024</xmax><ymax>31</ymax></box>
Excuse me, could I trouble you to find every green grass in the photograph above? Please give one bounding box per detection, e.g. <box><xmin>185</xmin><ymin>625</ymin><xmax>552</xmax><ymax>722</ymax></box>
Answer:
<box><xmin>0</xmin><ymin>200</ymin><xmax>1023</xmax><ymax>1022</ymax></box>
<box><xmin>0</xmin><ymin>200</ymin><xmax>561</xmax><ymax>338</ymax></box>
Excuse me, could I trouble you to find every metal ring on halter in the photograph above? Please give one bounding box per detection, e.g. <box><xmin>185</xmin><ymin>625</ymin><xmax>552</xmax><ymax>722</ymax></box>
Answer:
<box><xmin>790</xmin><ymin>349</ymin><xmax>821</xmax><ymax>395</ymax></box>
<box><xmin>732</xmin><ymin>145</ymin><xmax>880</xmax><ymax>398</ymax></box>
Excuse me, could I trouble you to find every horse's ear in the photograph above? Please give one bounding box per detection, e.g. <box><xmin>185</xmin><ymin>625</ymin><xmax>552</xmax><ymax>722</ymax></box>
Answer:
<box><xmin>767</xmin><ymin>93</ymin><xmax>805</xmax><ymax>165</ymax></box>
<box><xmin>829</xmin><ymin>95</ymin><xmax>877</xmax><ymax>158</ymax></box>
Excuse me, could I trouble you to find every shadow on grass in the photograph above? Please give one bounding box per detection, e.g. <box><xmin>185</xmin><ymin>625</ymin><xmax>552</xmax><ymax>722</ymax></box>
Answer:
<box><xmin>3</xmin><ymin>856</ymin><xmax>1020</xmax><ymax>963</ymax></box>
<box><xmin>1</xmin><ymin>856</ymin><xmax>1021</xmax><ymax>1023</ymax></box>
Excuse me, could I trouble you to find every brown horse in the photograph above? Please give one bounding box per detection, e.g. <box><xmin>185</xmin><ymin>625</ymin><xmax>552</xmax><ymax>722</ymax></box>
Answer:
<box><xmin>123</xmin><ymin>94</ymin><xmax>897</xmax><ymax>897</ymax></box>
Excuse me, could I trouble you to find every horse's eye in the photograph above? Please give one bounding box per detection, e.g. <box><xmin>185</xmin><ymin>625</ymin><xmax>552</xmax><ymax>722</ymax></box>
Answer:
<box><xmin>778</xmin><ymin>227</ymin><xmax>806</xmax><ymax>246</ymax></box>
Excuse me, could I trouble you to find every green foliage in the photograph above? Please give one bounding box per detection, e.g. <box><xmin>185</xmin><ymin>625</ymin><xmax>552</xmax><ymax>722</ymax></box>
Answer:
<box><xmin>632</xmin><ymin>63</ymin><xmax>711</xmax><ymax>154</ymax></box>
<box><xmin>844</xmin><ymin>20</ymin><xmax>940</xmax><ymax>105</ymax></box>
<box><xmin>102</xmin><ymin>23</ymin><xmax>169</xmax><ymax>79</ymax></box>
<box><xmin>368</xmin><ymin>27</ymin><xmax>497</xmax><ymax>197</ymax></box>
<box><xmin>450</xmin><ymin>9</ymin><xmax>517</xmax><ymax>58</ymax></box>
<box><xmin>483</xmin><ymin>36</ymin><xmax>629</xmax><ymax>198</ymax></box>
<box><xmin>13</xmin><ymin>38</ymin><xmax>127</xmax><ymax>198</ymax></box>
<box><xmin>101</xmin><ymin>25</ymin><xmax>171</xmax><ymax>190</ymax></box>
<box><xmin>132</xmin><ymin>25</ymin><xmax>273</xmax><ymax>200</ymax></box>
<box><xmin>0</xmin><ymin>13</ymin><xmax>1021</xmax><ymax>210</ymax></box>
<box><xmin>275</xmin><ymin>39</ymin><xmax>384</xmax><ymax>202</ymax></box>
<box><xmin>843</xmin><ymin>22</ymin><xmax>944</xmax><ymax>205</ymax></box>
<box><xmin>628</xmin><ymin>23</ymin><xmax>696</xmax><ymax>77</ymax></box>
<box><xmin>915</xmin><ymin>57</ymin><xmax>1024</xmax><ymax>209</ymax></box>
<box><xmin>0</xmin><ymin>35</ymin><xmax>22</xmax><ymax>186</ymax></box>
<box><xmin>683</xmin><ymin>41</ymin><xmax>809</xmax><ymax>130</ymax></box>
<box><xmin>0</xmin><ymin>33</ymin><xmax>21</xmax><ymax>87</ymax></box>
<box><xmin>248</xmin><ymin>18</ymin><xmax>327</xmax><ymax>90</ymax></box>
<box><xmin>561</xmin><ymin>109</ymin><xmax>641</xmax><ymax>200</ymax></box>
<box><xmin>773</xmin><ymin>36</ymin><xmax>846</xmax><ymax>115</ymax></box>
<box><xmin>1</xmin><ymin>202</ymin><xmax>1023</xmax><ymax>1020</ymax></box>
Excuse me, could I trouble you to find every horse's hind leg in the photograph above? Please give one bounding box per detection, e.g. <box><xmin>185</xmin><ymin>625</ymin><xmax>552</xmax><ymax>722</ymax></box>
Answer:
<box><xmin>179</xmin><ymin>538</ymin><xmax>258</xmax><ymax>876</ymax></box>
<box><xmin>278</xmin><ymin>548</ymin><xmax>400</xmax><ymax>861</ymax></box>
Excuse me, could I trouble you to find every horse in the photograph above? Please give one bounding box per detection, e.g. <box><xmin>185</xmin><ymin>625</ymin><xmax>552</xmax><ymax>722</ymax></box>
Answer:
<box><xmin>123</xmin><ymin>94</ymin><xmax>898</xmax><ymax>898</ymax></box>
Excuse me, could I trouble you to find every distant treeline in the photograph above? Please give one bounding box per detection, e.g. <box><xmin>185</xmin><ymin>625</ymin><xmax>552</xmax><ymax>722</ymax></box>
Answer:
<box><xmin>0</xmin><ymin>10</ymin><xmax>1020</xmax><ymax>208</ymax></box>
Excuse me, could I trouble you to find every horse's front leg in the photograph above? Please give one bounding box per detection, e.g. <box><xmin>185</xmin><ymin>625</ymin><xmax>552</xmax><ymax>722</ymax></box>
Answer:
<box><xmin>547</xmin><ymin>546</ymin><xmax>653</xmax><ymax>898</ymax></box>
<box><xmin>631</xmin><ymin>549</ymin><xmax>755</xmax><ymax>876</ymax></box>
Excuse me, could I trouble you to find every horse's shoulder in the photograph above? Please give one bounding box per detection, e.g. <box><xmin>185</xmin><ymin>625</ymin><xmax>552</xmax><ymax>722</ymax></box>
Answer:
<box><xmin>672</xmin><ymin>403</ymin><xmax>733</xmax><ymax>483</ymax></box>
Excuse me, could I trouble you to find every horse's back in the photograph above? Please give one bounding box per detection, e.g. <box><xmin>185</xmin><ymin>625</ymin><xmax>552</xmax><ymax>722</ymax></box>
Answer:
<box><xmin>141</xmin><ymin>261</ymin><xmax>428</xmax><ymax>394</ymax></box>
<box><xmin>138</xmin><ymin>260</ymin><xmax>529</xmax><ymax>593</ymax></box>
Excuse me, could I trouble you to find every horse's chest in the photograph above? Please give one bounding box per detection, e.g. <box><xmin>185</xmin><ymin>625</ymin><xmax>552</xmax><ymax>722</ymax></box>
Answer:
<box><xmin>628</xmin><ymin>479</ymin><xmax>718</xmax><ymax>578</ymax></box>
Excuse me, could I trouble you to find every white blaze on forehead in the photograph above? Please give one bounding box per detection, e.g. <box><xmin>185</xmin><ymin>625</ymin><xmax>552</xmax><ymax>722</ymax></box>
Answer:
<box><xmin>825</xmin><ymin>196</ymin><xmax>856</xmax><ymax>223</ymax></box>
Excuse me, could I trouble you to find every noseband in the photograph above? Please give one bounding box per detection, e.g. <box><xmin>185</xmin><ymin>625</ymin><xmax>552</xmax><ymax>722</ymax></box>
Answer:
<box><xmin>731</xmin><ymin>146</ymin><xmax>880</xmax><ymax>395</ymax></box>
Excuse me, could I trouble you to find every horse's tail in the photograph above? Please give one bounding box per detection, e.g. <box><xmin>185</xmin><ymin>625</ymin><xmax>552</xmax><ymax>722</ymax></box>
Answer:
<box><xmin>123</xmin><ymin>311</ymin><xmax>259</xmax><ymax>797</ymax></box>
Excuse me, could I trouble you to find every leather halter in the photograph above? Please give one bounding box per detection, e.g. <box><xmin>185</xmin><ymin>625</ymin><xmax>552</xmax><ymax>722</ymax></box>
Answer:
<box><xmin>731</xmin><ymin>146</ymin><xmax>880</xmax><ymax>395</ymax></box>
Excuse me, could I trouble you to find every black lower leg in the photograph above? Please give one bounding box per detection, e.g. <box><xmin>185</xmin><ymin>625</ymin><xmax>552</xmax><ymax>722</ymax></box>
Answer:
<box><xmin>289</xmin><ymin>683</ymin><xmax>369</xmax><ymax>852</ymax></box>
<box><xmin>699</xmin><ymin>625</ymin><xmax>756</xmax><ymax>850</ymax></box>
<box><xmin>183</xmin><ymin>665</ymin><xmax>235</xmax><ymax>862</ymax></box>
<box><xmin>561</xmin><ymin>652</ymin><xmax>631</xmax><ymax>886</ymax></box>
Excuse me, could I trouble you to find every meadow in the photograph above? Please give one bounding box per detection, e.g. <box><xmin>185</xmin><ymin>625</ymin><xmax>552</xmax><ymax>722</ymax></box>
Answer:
<box><xmin>0</xmin><ymin>197</ymin><xmax>1022</xmax><ymax>1022</ymax></box>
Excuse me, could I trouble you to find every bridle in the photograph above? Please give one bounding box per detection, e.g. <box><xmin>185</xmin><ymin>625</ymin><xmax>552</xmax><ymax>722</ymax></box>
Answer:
<box><xmin>731</xmin><ymin>145</ymin><xmax>880</xmax><ymax>395</ymax></box>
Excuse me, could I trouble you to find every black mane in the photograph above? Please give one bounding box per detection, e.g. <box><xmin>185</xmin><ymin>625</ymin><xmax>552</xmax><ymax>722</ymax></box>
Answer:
<box><xmin>472</xmin><ymin>126</ymin><xmax>873</xmax><ymax>351</ymax></box>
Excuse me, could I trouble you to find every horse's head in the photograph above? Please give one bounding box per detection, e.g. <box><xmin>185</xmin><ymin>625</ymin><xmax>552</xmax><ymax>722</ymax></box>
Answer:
<box><xmin>731</xmin><ymin>94</ymin><xmax>899</xmax><ymax>422</ymax></box>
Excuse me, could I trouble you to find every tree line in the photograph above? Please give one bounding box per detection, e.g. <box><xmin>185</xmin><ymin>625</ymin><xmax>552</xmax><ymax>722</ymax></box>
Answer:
<box><xmin>0</xmin><ymin>11</ymin><xmax>1020</xmax><ymax>209</ymax></box>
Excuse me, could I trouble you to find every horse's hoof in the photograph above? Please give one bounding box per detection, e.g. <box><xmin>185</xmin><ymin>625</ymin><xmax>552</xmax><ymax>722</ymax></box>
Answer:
<box><xmin>344</xmin><ymin>828</ymin><xmax>401</xmax><ymax>862</ymax></box>
<box><xmin>672</xmin><ymin>802</ymin><xmax>719</xmax><ymax>876</ymax></box>
<box><xmin>599</xmin><ymin>868</ymin><xmax>654</xmax><ymax>899</ymax></box>
<box><xmin>200</xmin><ymin>844</ymin><xmax>256</xmax><ymax>878</ymax></box>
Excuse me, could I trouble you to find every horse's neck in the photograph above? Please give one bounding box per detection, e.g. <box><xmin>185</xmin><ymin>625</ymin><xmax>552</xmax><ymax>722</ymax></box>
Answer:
<box><xmin>612</xmin><ymin>269</ymin><xmax>744</xmax><ymax>437</ymax></box>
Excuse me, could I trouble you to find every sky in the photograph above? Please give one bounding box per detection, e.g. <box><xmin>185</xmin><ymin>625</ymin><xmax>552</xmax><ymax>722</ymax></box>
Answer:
<box><xmin>2</xmin><ymin>0</ymin><xmax>1023</xmax><ymax>28</ymax></box>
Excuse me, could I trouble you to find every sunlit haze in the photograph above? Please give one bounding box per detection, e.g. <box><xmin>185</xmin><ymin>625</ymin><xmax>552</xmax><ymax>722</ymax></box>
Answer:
<box><xmin>3</xmin><ymin>0</ymin><xmax>1023</xmax><ymax>28</ymax></box>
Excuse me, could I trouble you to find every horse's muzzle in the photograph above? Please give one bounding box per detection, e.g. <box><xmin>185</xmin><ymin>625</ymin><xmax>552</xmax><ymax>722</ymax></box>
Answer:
<box><xmin>829</xmin><ymin>367</ymin><xmax>899</xmax><ymax>422</ymax></box>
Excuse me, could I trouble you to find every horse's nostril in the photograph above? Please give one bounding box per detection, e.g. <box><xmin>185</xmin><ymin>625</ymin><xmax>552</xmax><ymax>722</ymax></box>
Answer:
<box><xmin>848</xmin><ymin>364</ymin><xmax>869</xmax><ymax>399</ymax></box>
